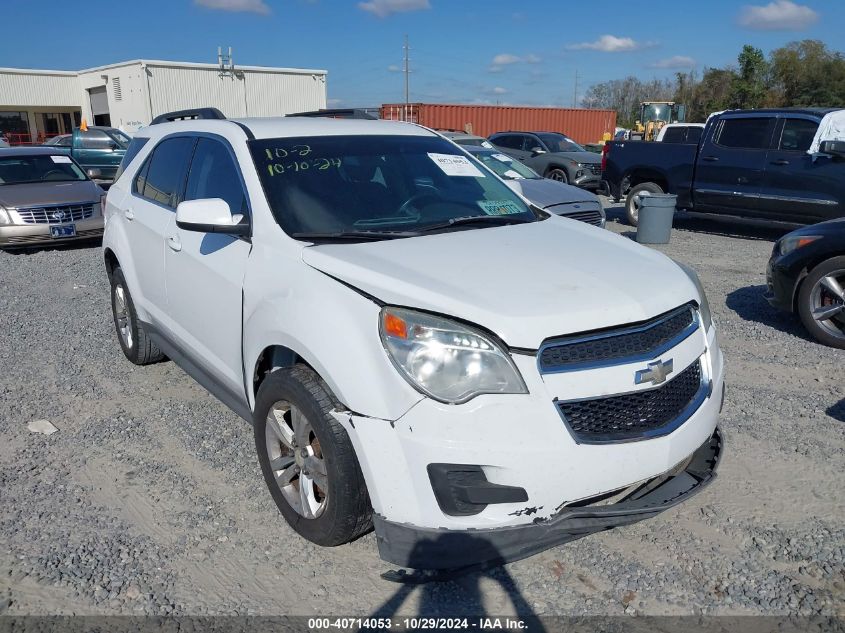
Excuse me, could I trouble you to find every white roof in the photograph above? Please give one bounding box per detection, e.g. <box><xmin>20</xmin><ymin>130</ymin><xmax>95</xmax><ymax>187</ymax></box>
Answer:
<box><xmin>0</xmin><ymin>59</ymin><xmax>326</xmax><ymax>77</ymax></box>
<box><xmin>135</xmin><ymin>117</ymin><xmax>435</xmax><ymax>140</ymax></box>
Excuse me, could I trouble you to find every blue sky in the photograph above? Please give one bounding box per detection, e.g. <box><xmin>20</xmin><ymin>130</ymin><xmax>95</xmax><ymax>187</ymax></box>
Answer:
<box><xmin>0</xmin><ymin>0</ymin><xmax>839</xmax><ymax>107</ymax></box>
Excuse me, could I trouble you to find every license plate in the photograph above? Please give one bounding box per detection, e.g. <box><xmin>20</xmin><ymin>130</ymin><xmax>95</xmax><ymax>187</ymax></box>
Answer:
<box><xmin>50</xmin><ymin>224</ymin><xmax>77</xmax><ymax>239</ymax></box>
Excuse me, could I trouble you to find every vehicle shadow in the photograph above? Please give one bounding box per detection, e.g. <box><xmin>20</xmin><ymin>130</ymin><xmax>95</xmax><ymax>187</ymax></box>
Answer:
<box><xmin>827</xmin><ymin>398</ymin><xmax>845</xmax><ymax>423</ymax></box>
<box><xmin>725</xmin><ymin>284</ymin><xmax>811</xmax><ymax>340</ymax></box>
<box><xmin>604</xmin><ymin>204</ymin><xmax>796</xmax><ymax>243</ymax></box>
<box><xmin>1</xmin><ymin>237</ymin><xmax>102</xmax><ymax>255</ymax></box>
<box><xmin>369</xmin><ymin>533</ymin><xmax>546</xmax><ymax>631</ymax></box>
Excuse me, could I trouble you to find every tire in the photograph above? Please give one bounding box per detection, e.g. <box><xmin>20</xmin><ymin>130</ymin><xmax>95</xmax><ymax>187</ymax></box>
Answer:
<box><xmin>546</xmin><ymin>167</ymin><xmax>569</xmax><ymax>184</ymax></box>
<box><xmin>254</xmin><ymin>365</ymin><xmax>372</xmax><ymax>546</ymax></box>
<box><xmin>110</xmin><ymin>267</ymin><xmax>164</xmax><ymax>365</ymax></box>
<box><xmin>625</xmin><ymin>182</ymin><xmax>664</xmax><ymax>226</ymax></box>
<box><xmin>797</xmin><ymin>256</ymin><xmax>845</xmax><ymax>350</ymax></box>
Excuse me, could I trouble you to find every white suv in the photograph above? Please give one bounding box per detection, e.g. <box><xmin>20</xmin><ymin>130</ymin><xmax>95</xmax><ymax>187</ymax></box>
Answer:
<box><xmin>102</xmin><ymin>110</ymin><xmax>725</xmax><ymax>571</ymax></box>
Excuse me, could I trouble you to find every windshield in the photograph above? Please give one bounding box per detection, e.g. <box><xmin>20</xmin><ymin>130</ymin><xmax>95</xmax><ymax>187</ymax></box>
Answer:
<box><xmin>0</xmin><ymin>154</ymin><xmax>87</xmax><ymax>185</ymax></box>
<box><xmin>643</xmin><ymin>103</ymin><xmax>672</xmax><ymax>122</ymax></box>
<box><xmin>250</xmin><ymin>135</ymin><xmax>538</xmax><ymax>237</ymax></box>
<box><xmin>537</xmin><ymin>134</ymin><xmax>584</xmax><ymax>153</ymax></box>
<box><xmin>107</xmin><ymin>129</ymin><xmax>131</xmax><ymax>149</ymax></box>
<box><xmin>469</xmin><ymin>150</ymin><xmax>540</xmax><ymax>180</ymax></box>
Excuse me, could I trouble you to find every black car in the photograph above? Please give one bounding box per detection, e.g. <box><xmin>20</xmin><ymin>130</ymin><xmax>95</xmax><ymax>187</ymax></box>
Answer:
<box><xmin>765</xmin><ymin>218</ymin><xmax>845</xmax><ymax>348</ymax></box>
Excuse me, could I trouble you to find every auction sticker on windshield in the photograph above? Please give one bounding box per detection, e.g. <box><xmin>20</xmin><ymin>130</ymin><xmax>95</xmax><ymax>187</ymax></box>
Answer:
<box><xmin>50</xmin><ymin>155</ymin><xmax>72</xmax><ymax>163</ymax></box>
<box><xmin>478</xmin><ymin>200</ymin><xmax>524</xmax><ymax>216</ymax></box>
<box><xmin>492</xmin><ymin>153</ymin><xmax>513</xmax><ymax>162</ymax></box>
<box><xmin>428</xmin><ymin>153</ymin><xmax>485</xmax><ymax>177</ymax></box>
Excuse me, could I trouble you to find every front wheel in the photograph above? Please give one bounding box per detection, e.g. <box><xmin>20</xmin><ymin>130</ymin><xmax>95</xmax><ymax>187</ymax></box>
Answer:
<box><xmin>546</xmin><ymin>168</ymin><xmax>569</xmax><ymax>184</ymax></box>
<box><xmin>110</xmin><ymin>267</ymin><xmax>164</xmax><ymax>365</ymax></box>
<box><xmin>797</xmin><ymin>256</ymin><xmax>845</xmax><ymax>349</ymax></box>
<box><xmin>625</xmin><ymin>182</ymin><xmax>664</xmax><ymax>226</ymax></box>
<box><xmin>254</xmin><ymin>365</ymin><xmax>372</xmax><ymax>546</ymax></box>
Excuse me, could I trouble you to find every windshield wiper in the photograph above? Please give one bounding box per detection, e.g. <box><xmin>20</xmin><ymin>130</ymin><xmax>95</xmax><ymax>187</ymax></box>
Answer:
<box><xmin>291</xmin><ymin>230</ymin><xmax>419</xmax><ymax>242</ymax></box>
<box><xmin>417</xmin><ymin>215</ymin><xmax>533</xmax><ymax>233</ymax></box>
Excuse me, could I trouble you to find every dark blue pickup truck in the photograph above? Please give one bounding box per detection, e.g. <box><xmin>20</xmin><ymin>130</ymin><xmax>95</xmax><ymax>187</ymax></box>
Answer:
<box><xmin>601</xmin><ymin>108</ymin><xmax>845</xmax><ymax>225</ymax></box>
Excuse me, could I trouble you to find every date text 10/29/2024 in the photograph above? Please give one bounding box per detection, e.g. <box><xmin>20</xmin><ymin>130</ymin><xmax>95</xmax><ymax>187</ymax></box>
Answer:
<box><xmin>308</xmin><ymin>617</ymin><xmax>529</xmax><ymax>630</ymax></box>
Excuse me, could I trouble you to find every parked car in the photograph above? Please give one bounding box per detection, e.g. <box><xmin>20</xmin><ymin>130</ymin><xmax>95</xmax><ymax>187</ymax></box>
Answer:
<box><xmin>462</xmin><ymin>145</ymin><xmax>606</xmax><ymax>227</ymax></box>
<box><xmin>43</xmin><ymin>134</ymin><xmax>72</xmax><ymax>147</ymax></box>
<box><xmin>602</xmin><ymin>108</ymin><xmax>845</xmax><ymax>226</ymax></box>
<box><xmin>438</xmin><ymin>131</ymin><xmax>493</xmax><ymax>148</ymax></box>
<box><xmin>655</xmin><ymin>123</ymin><xmax>705</xmax><ymax>144</ymax></box>
<box><xmin>765</xmin><ymin>218</ymin><xmax>845</xmax><ymax>348</ymax></box>
<box><xmin>103</xmin><ymin>109</ymin><xmax>724</xmax><ymax>571</ymax></box>
<box><xmin>489</xmin><ymin>131</ymin><xmax>602</xmax><ymax>190</ymax></box>
<box><xmin>0</xmin><ymin>147</ymin><xmax>105</xmax><ymax>247</ymax></box>
<box><xmin>52</xmin><ymin>126</ymin><xmax>131</xmax><ymax>187</ymax></box>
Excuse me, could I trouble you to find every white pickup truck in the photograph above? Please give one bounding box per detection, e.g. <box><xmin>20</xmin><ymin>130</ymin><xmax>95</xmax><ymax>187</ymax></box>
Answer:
<box><xmin>102</xmin><ymin>109</ymin><xmax>725</xmax><ymax>571</ymax></box>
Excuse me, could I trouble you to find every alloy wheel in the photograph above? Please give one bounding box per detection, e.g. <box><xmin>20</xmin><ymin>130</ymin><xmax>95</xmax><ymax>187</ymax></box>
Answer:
<box><xmin>265</xmin><ymin>401</ymin><xmax>328</xmax><ymax>519</ymax></box>
<box><xmin>113</xmin><ymin>284</ymin><xmax>133</xmax><ymax>349</ymax></box>
<box><xmin>810</xmin><ymin>269</ymin><xmax>845</xmax><ymax>341</ymax></box>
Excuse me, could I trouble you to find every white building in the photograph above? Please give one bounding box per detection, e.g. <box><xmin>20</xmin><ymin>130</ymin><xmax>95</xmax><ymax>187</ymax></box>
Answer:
<box><xmin>0</xmin><ymin>59</ymin><xmax>328</xmax><ymax>143</ymax></box>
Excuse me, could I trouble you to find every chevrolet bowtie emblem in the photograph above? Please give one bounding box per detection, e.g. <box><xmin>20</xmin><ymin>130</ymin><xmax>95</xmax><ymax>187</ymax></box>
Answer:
<box><xmin>635</xmin><ymin>359</ymin><xmax>674</xmax><ymax>386</ymax></box>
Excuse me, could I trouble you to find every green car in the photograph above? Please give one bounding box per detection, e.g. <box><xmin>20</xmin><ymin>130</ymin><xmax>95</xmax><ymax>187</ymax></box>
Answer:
<box><xmin>48</xmin><ymin>126</ymin><xmax>130</xmax><ymax>187</ymax></box>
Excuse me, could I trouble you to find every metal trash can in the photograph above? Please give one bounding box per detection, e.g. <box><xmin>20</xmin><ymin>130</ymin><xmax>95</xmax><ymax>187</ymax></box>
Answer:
<box><xmin>637</xmin><ymin>193</ymin><xmax>677</xmax><ymax>244</ymax></box>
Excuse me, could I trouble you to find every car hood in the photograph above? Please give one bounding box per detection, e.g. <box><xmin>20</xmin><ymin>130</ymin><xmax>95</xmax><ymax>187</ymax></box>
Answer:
<box><xmin>550</xmin><ymin>151</ymin><xmax>601</xmax><ymax>165</ymax></box>
<box><xmin>301</xmin><ymin>219</ymin><xmax>698</xmax><ymax>349</ymax></box>
<box><xmin>509</xmin><ymin>178</ymin><xmax>599</xmax><ymax>209</ymax></box>
<box><xmin>0</xmin><ymin>181</ymin><xmax>102</xmax><ymax>208</ymax></box>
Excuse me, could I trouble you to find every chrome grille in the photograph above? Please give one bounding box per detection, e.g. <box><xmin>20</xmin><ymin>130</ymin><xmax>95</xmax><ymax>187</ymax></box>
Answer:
<box><xmin>563</xmin><ymin>209</ymin><xmax>603</xmax><ymax>226</ymax></box>
<box><xmin>539</xmin><ymin>304</ymin><xmax>697</xmax><ymax>372</ymax></box>
<box><xmin>558</xmin><ymin>360</ymin><xmax>705</xmax><ymax>443</ymax></box>
<box><xmin>16</xmin><ymin>204</ymin><xmax>95</xmax><ymax>225</ymax></box>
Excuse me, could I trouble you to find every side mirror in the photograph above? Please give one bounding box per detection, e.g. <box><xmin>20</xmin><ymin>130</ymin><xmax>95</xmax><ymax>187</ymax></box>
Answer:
<box><xmin>175</xmin><ymin>199</ymin><xmax>249</xmax><ymax>236</ymax></box>
<box><xmin>530</xmin><ymin>147</ymin><xmax>546</xmax><ymax>155</ymax></box>
<box><xmin>86</xmin><ymin>168</ymin><xmax>102</xmax><ymax>179</ymax></box>
<box><xmin>108</xmin><ymin>141</ymin><xmax>119</xmax><ymax>151</ymax></box>
<box><xmin>819</xmin><ymin>140</ymin><xmax>845</xmax><ymax>159</ymax></box>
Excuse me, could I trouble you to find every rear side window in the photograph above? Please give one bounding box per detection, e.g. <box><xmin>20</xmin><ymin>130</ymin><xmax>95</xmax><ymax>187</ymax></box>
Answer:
<box><xmin>492</xmin><ymin>135</ymin><xmax>522</xmax><ymax>150</ymax></box>
<box><xmin>135</xmin><ymin>136</ymin><xmax>195</xmax><ymax>208</ymax></box>
<box><xmin>114</xmin><ymin>137</ymin><xmax>149</xmax><ymax>181</ymax></box>
<box><xmin>184</xmin><ymin>138</ymin><xmax>248</xmax><ymax>215</ymax></box>
<box><xmin>686</xmin><ymin>127</ymin><xmax>703</xmax><ymax>144</ymax></box>
<box><xmin>716</xmin><ymin>118</ymin><xmax>773</xmax><ymax>149</ymax></box>
<box><xmin>662</xmin><ymin>127</ymin><xmax>687</xmax><ymax>143</ymax></box>
<box><xmin>77</xmin><ymin>130</ymin><xmax>113</xmax><ymax>150</ymax></box>
<box><xmin>779</xmin><ymin>118</ymin><xmax>818</xmax><ymax>152</ymax></box>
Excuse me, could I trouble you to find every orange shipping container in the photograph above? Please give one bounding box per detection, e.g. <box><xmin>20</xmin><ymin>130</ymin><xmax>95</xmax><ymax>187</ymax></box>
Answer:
<box><xmin>380</xmin><ymin>103</ymin><xmax>617</xmax><ymax>145</ymax></box>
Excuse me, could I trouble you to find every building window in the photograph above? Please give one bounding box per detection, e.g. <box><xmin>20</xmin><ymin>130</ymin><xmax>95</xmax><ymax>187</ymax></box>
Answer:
<box><xmin>0</xmin><ymin>111</ymin><xmax>30</xmax><ymax>144</ymax></box>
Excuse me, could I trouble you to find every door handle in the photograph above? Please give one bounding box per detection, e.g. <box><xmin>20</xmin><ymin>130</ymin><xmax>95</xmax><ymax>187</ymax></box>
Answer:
<box><xmin>167</xmin><ymin>236</ymin><xmax>182</xmax><ymax>252</ymax></box>
<box><xmin>701</xmin><ymin>156</ymin><xmax>719</xmax><ymax>162</ymax></box>
<box><xmin>770</xmin><ymin>159</ymin><xmax>790</xmax><ymax>166</ymax></box>
<box><xmin>124</xmin><ymin>209</ymin><xmax>135</xmax><ymax>221</ymax></box>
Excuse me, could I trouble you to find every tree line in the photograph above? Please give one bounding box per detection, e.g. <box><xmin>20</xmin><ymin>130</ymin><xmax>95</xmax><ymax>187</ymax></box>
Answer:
<box><xmin>581</xmin><ymin>40</ymin><xmax>845</xmax><ymax>126</ymax></box>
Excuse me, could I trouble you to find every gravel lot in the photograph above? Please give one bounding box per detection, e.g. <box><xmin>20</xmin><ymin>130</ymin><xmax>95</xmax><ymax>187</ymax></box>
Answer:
<box><xmin>1</xmin><ymin>202</ymin><xmax>843</xmax><ymax>620</ymax></box>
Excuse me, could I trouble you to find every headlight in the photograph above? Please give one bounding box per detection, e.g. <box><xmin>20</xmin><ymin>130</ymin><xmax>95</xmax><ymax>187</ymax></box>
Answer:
<box><xmin>777</xmin><ymin>235</ymin><xmax>821</xmax><ymax>256</ymax></box>
<box><xmin>0</xmin><ymin>207</ymin><xmax>11</xmax><ymax>225</ymax></box>
<box><xmin>379</xmin><ymin>307</ymin><xmax>527</xmax><ymax>404</ymax></box>
<box><xmin>675</xmin><ymin>261</ymin><xmax>712</xmax><ymax>331</ymax></box>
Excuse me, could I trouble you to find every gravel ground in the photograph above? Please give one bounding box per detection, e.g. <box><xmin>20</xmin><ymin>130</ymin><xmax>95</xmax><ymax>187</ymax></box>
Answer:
<box><xmin>0</xmin><ymin>202</ymin><xmax>843</xmax><ymax>620</ymax></box>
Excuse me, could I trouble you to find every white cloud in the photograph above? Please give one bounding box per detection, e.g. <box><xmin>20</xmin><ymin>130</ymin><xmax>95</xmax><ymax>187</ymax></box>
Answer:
<box><xmin>387</xmin><ymin>64</ymin><xmax>401</xmax><ymax>72</ymax></box>
<box><xmin>488</xmin><ymin>53</ymin><xmax>542</xmax><ymax>73</ymax></box>
<box><xmin>492</xmin><ymin>86</ymin><xmax>508</xmax><ymax>95</ymax></box>
<box><xmin>567</xmin><ymin>34</ymin><xmax>652</xmax><ymax>53</ymax></box>
<box><xmin>649</xmin><ymin>55</ymin><xmax>696</xmax><ymax>69</ymax></box>
<box><xmin>194</xmin><ymin>0</ymin><xmax>270</xmax><ymax>14</ymax></box>
<box><xmin>492</xmin><ymin>53</ymin><xmax>523</xmax><ymax>66</ymax></box>
<box><xmin>358</xmin><ymin>0</ymin><xmax>430</xmax><ymax>18</ymax></box>
<box><xmin>738</xmin><ymin>0</ymin><xmax>818</xmax><ymax>30</ymax></box>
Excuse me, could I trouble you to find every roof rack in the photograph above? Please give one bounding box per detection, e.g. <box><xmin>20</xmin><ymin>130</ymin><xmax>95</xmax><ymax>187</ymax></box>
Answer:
<box><xmin>150</xmin><ymin>108</ymin><xmax>227</xmax><ymax>125</ymax></box>
<box><xmin>287</xmin><ymin>108</ymin><xmax>378</xmax><ymax>120</ymax></box>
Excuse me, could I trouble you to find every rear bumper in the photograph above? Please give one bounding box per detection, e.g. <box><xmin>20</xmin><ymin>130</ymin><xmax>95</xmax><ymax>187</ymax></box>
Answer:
<box><xmin>375</xmin><ymin>427</ymin><xmax>723</xmax><ymax>570</ymax></box>
<box><xmin>0</xmin><ymin>217</ymin><xmax>104</xmax><ymax>247</ymax></box>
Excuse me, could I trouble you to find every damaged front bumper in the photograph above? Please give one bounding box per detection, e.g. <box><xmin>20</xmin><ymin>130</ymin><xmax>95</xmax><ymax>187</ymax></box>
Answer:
<box><xmin>374</xmin><ymin>428</ymin><xmax>722</xmax><ymax>570</ymax></box>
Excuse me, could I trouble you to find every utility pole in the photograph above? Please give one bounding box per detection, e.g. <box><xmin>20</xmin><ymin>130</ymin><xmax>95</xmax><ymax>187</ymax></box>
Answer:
<box><xmin>403</xmin><ymin>35</ymin><xmax>411</xmax><ymax>121</ymax></box>
<box><xmin>573</xmin><ymin>69</ymin><xmax>579</xmax><ymax>108</ymax></box>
